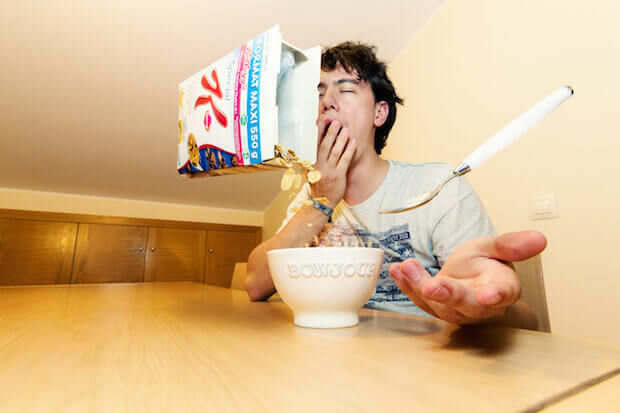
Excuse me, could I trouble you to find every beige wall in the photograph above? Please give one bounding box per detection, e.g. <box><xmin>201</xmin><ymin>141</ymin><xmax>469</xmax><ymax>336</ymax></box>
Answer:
<box><xmin>262</xmin><ymin>189</ymin><xmax>291</xmax><ymax>242</ymax></box>
<box><xmin>0</xmin><ymin>187</ymin><xmax>263</xmax><ymax>227</ymax></box>
<box><xmin>385</xmin><ymin>0</ymin><xmax>619</xmax><ymax>342</ymax></box>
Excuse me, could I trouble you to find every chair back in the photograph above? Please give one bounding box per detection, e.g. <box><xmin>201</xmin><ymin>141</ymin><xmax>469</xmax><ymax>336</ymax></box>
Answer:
<box><xmin>513</xmin><ymin>254</ymin><xmax>551</xmax><ymax>332</ymax></box>
<box><xmin>230</xmin><ymin>262</ymin><xmax>247</xmax><ymax>290</ymax></box>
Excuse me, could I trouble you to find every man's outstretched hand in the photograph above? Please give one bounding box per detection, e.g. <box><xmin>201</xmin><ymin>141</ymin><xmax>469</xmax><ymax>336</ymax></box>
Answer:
<box><xmin>389</xmin><ymin>231</ymin><xmax>547</xmax><ymax>325</ymax></box>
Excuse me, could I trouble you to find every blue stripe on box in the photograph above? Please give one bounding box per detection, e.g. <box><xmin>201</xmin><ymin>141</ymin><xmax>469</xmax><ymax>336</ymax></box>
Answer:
<box><xmin>246</xmin><ymin>33</ymin><xmax>264</xmax><ymax>164</ymax></box>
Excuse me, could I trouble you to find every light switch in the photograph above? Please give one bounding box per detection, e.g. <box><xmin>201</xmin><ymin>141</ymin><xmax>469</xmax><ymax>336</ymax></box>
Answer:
<box><xmin>534</xmin><ymin>199</ymin><xmax>551</xmax><ymax>214</ymax></box>
<box><xmin>530</xmin><ymin>193</ymin><xmax>558</xmax><ymax>220</ymax></box>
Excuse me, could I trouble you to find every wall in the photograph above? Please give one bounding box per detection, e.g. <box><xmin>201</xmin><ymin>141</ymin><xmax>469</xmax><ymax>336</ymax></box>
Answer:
<box><xmin>262</xmin><ymin>188</ymin><xmax>290</xmax><ymax>242</ymax></box>
<box><xmin>385</xmin><ymin>0</ymin><xmax>619</xmax><ymax>342</ymax></box>
<box><xmin>0</xmin><ymin>187</ymin><xmax>263</xmax><ymax>227</ymax></box>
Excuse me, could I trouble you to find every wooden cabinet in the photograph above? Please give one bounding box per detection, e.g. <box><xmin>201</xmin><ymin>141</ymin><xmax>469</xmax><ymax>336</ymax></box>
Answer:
<box><xmin>0</xmin><ymin>219</ymin><xmax>77</xmax><ymax>285</ymax></box>
<box><xmin>144</xmin><ymin>227</ymin><xmax>206</xmax><ymax>282</ymax></box>
<box><xmin>0</xmin><ymin>209</ymin><xmax>260</xmax><ymax>287</ymax></box>
<box><xmin>71</xmin><ymin>224</ymin><xmax>148</xmax><ymax>284</ymax></box>
<box><xmin>205</xmin><ymin>230</ymin><xmax>258</xmax><ymax>288</ymax></box>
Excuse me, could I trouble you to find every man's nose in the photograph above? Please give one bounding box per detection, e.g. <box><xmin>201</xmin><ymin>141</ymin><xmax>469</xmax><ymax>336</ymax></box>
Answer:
<box><xmin>321</xmin><ymin>90</ymin><xmax>338</xmax><ymax>113</ymax></box>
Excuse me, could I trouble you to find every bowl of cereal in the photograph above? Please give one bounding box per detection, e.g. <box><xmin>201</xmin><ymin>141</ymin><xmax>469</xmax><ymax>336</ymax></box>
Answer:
<box><xmin>267</xmin><ymin>247</ymin><xmax>384</xmax><ymax>328</ymax></box>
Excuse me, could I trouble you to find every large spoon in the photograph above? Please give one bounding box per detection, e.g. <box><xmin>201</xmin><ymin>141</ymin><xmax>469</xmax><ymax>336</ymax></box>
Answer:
<box><xmin>379</xmin><ymin>85</ymin><xmax>574</xmax><ymax>214</ymax></box>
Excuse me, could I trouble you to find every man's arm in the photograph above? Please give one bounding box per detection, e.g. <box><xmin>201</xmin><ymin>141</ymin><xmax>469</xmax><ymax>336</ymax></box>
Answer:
<box><xmin>246</xmin><ymin>205</ymin><xmax>330</xmax><ymax>301</ymax></box>
<box><xmin>389</xmin><ymin>231</ymin><xmax>547</xmax><ymax>329</ymax></box>
<box><xmin>247</xmin><ymin>119</ymin><xmax>356</xmax><ymax>301</ymax></box>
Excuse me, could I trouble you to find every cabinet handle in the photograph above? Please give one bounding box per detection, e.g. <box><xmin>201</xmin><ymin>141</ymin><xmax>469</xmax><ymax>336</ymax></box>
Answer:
<box><xmin>150</xmin><ymin>247</ymin><xmax>156</xmax><ymax>252</ymax></box>
<box><xmin>209</xmin><ymin>248</ymin><xmax>214</xmax><ymax>254</ymax></box>
<box><xmin>138</xmin><ymin>247</ymin><xmax>144</xmax><ymax>252</ymax></box>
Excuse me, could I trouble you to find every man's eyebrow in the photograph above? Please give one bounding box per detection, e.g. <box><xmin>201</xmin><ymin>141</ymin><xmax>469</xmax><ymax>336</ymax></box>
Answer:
<box><xmin>317</xmin><ymin>79</ymin><xmax>360</xmax><ymax>89</ymax></box>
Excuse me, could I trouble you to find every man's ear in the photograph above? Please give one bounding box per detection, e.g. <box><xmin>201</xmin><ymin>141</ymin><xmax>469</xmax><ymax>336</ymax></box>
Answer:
<box><xmin>374</xmin><ymin>101</ymin><xmax>389</xmax><ymax>127</ymax></box>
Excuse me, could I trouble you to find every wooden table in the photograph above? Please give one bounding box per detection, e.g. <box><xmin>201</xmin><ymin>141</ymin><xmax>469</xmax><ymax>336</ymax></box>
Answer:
<box><xmin>0</xmin><ymin>282</ymin><xmax>618</xmax><ymax>412</ymax></box>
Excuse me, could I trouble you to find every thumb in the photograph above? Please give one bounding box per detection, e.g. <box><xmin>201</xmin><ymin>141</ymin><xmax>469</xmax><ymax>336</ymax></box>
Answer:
<box><xmin>479</xmin><ymin>230</ymin><xmax>547</xmax><ymax>262</ymax></box>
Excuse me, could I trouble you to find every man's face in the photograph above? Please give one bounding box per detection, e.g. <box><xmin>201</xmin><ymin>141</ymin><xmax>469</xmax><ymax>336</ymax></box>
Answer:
<box><xmin>317</xmin><ymin>64</ymin><xmax>380</xmax><ymax>154</ymax></box>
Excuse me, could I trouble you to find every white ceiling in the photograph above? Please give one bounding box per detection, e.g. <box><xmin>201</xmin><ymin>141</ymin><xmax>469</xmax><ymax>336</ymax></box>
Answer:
<box><xmin>0</xmin><ymin>0</ymin><xmax>442</xmax><ymax>212</ymax></box>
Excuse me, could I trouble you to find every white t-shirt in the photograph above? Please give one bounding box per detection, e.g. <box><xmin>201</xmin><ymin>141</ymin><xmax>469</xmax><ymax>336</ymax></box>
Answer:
<box><xmin>277</xmin><ymin>160</ymin><xmax>496</xmax><ymax>317</ymax></box>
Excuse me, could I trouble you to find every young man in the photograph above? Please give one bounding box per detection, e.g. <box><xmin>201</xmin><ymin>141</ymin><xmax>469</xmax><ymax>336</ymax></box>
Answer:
<box><xmin>246</xmin><ymin>42</ymin><xmax>544</xmax><ymax>328</ymax></box>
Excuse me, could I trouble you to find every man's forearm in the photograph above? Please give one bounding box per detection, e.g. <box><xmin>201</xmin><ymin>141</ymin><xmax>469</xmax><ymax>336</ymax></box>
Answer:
<box><xmin>246</xmin><ymin>241</ymin><xmax>278</xmax><ymax>301</ymax></box>
<box><xmin>245</xmin><ymin>205</ymin><xmax>330</xmax><ymax>301</ymax></box>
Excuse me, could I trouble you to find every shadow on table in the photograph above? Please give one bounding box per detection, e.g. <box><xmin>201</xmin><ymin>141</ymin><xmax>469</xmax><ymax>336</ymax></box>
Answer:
<box><xmin>442</xmin><ymin>325</ymin><xmax>517</xmax><ymax>355</ymax></box>
<box><xmin>357</xmin><ymin>313</ymin><xmax>442</xmax><ymax>337</ymax></box>
<box><xmin>290</xmin><ymin>314</ymin><xmax>442</xmax><ymax>339</ymax></box>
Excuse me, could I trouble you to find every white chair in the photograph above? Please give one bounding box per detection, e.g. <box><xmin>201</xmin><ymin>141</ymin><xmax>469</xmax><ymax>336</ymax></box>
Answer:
<box><xmin>513</xmin><ymin>255</ymin><xmax>551</xmax><ymax>332</ymax></box>
<box><xmin>230</xmin><ymin>262</ymin><xmax>247</xmax><ymax>290</ymax></box>
<box><xmin>231</xmin><ymin>262</ymin><xmax>281</xmax><ymax>300</ymax></box>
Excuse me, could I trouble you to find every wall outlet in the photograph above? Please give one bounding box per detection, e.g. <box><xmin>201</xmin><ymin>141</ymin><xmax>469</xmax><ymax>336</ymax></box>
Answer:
<box><xmin>530</xmin><ymin>193</ymin><xmax>559</xmax><ymax>220</ymax></box>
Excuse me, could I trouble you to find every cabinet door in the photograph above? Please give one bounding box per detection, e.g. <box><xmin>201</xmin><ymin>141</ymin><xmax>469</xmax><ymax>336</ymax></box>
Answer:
<box><xmin>71</xmin><ymin>224</ymin><xmax>147</xmax><ymax>284</ymax></box>
<box><xmin>205</xmin><ymin>230</ymin><xmax>258</xmax><ymax>288</ymax></box>
<box><xmin>144</xmin><ymin>227</ymin><xmax>206</xmax><ymax>282</ymax></box>
<box><xmin>0</xmin><ymin>219</ymin><xmax>77</xmax><ymax>285</ymax></box>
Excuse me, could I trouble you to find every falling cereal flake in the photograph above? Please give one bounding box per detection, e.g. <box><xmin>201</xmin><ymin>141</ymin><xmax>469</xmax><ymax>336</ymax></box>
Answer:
<box><xmin>288</xmin><ymin>192</ymin><xmax>296</xmax><ymax>199</ymax></box>
<box><xmin>307</xmin><ymin>222</ymin><xmax>313</xmax><ymax>227</ymax></box>
<box><xmin>277</xmin><ymin>158</ymin><xmax>292</xmax><ymax>168</ymax></box>
<box><xmin>307</xmin><ymin>170</ymin><xmax>321</xmax><ymax>184</ymax></box>
<box><xmin>280</xmin><ymin>168</ymin><xmax>296</xmax><ymax>191</ymax></box>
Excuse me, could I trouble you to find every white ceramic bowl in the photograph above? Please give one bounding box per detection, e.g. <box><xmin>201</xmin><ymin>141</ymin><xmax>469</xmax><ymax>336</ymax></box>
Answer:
<box><xmin>267</xmin><ymin>247</ymin><xmax>384</xmax><ymax>328</ymax></box>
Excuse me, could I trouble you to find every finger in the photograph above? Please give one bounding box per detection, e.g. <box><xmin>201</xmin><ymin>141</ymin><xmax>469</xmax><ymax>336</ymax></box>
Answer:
<box><xmin>317</xmin><ymin>121</ymin><xmax>340</xmax><ymax>164</ymax></box>
<box><xmin>317</xmin><ymin>120</ymin><xmax>340</xmax><ymax>163</ymax></box>
<box><xmin>476</xmin><ymin>278</ymin><xmax>521</xmax><ymax>309</ymax></box>
<box><xmin>478</xmin><ymin>231</ymin><xmax>547</xmax><ymax>262</ymax></box>
<box><xmin>336</xmin><ymin>136</ymin><xmax>356</xmax><ymax>172</ymax></box>
<box><xmin>400</xmin><ymin>260</ymin><xmax>466</xmax><ymax>323</ymax></box>
<box><xmin>390</xmin><ymin>263</ymin><xmax>438</xmax><ymax>317</ymax></box>
<box><xmin>328</xmin><ymin>127</ymin><xmax>350</xmax><ymax>166</ymax></box>
<box><xmin>421</xmin><ymin>276</ymin><xmax>504</xmax><ymax>319</ymax></box>
<box><xmin>317</xmin><ymin>118</ymin><xmax>331</xmax><ymax>144</ymax></box>
<box><xmin>421</xmin><ymin>276</ymin><xmax>466</xmax><ymax>307</ymax></box>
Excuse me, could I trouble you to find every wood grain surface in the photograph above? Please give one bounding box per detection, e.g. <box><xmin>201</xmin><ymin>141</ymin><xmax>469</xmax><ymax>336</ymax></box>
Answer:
<box><xmin>71</xmin><ymin>224</ymin><xmax>147</xmax><ymax>283</ymax></box>
<box><xmin>0</xmin><ymin>219</ymin><xmax>77</xmax><ymax>285</ymax></box>
<box><xmin>205</xmin><ymin>230</ymin><xmax>257</xmax><ymax>287</ymax></box>
<box><xmin>0</xmin><ymin>283</ymin><xmax>617</xmax><ymax>412</ymax></box>
<box><xmin>144</xmin><ymin>227</ymin><xmax>206</xmax><ymax>282</ymax></box>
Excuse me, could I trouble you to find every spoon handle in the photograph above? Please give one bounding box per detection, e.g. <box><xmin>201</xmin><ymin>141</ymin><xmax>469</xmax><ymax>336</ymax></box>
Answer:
<box><xmin>456</xmin><ymin>86</ymin><xmax>573</xmax><ymax>172</ymax></box>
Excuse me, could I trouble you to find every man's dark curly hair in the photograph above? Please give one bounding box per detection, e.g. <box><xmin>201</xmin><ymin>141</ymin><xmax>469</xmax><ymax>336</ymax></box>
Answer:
<box><xmin>321</xmin><ymin>42</ymin><xmax>404</xmax><ymax>155</ymax></box>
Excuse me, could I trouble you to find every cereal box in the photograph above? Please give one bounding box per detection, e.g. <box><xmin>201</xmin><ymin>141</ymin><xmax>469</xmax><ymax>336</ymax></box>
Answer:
<box><xmin>177</xmin><ymin>25</ymin><xmax>320</xmax><ymax>176</ymax></box>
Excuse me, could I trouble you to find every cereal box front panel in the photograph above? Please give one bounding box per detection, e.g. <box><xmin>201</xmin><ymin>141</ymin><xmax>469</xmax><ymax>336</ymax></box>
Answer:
<box><xmin>178</xmin><ymin>26</ymin><xmax>281</xmax><ymax>174</ymax></box>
